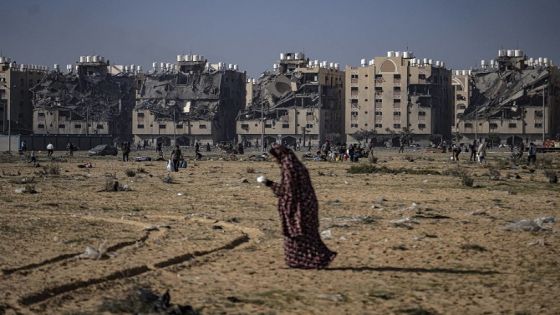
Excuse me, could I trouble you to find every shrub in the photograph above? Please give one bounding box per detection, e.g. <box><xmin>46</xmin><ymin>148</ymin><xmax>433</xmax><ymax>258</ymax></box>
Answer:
<box><xmin>544</xmin><ymin>170</ymin><xmax>558</xmax><ymax>184</ymax></box>
<box><xmin>43</xmin><ymin>164</ymin><xmax>61</xmax><ymax>175</ymax></box>
<box><xmin>125</xmin><ymin>169</ymin><xmax>136</xmax><ymax>177</ymax></box>
<box><xmin>348</xmin><ymin>164</ymin><xmax>378</xmax><ymax>174</ymax></box>
<box><xmin>461</xmin><ymin>173</ymin><xmax>474</xmax><ymax>187</ymax></box>
<box><xmin>246</xmin><ymin>167</ymin><xmax>255</xmax><ymax>174</ymax></box>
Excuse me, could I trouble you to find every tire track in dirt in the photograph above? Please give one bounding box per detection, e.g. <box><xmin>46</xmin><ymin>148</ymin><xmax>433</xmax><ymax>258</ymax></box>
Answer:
<box><xmin>18</xmin><ymin>234</ymin><xmax>250</xmax><ymax>306</ymax></box>
<box><xmin>15</xmin><ymin>214</ymin><xmax>262</xmax><ymax>307</ymax></box>
<box><xmin>1</xmin><ymin>216</ymin><xmax>155</xmax><ymax>276</ymax></box>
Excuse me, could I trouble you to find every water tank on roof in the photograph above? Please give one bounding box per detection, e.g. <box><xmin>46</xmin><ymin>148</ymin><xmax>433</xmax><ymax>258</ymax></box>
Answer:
<box><xmin>422</xmin><ymin>58</ymin><xmax>428</xmax><ymax>65</ymax></box>
<box><xmin>0</xmin><ymin>57</ymin><xmax>4</xmax><ymax>63</ymax></box>
<box><xmin>435</xmin><ymin>61</ymin><xmax>440</xmax><ymax>67</ymax></box>
<box><xmin>79</xmin><ymin>56</ymin><xmax>85</xmax><ymax>63</ymax></box>
<box><xmin>280</xmin><ymin>53</ymin><xmax>285</xmax><ymax>60</ymax></box>
<box><xmin>369</xmin><ymin>59</ymin><xmax>374</xmax><ymax>65</ymax></box>
<box><xmin>313</xmin><ymin>60</ymin><xmax>319</xmax><ymax>67</ymax></box>
<box><xmin>543</xmin><ymin>58</ymin><xmax>549</xmax><ymax>65</ymax></box>
<box><xmin>177</xmin><ymin>55</ymin><xmax>182</xmax><ymax>62</ymax></box>
<box><xmin>93</xmin><ymin>56</ymin><xmax>99</xmax><ymax>62</ymax></box>
<box><xmin>481</xmin><ymin>60</ymin><xmax>486</xmax><ymax>68</ymax></box>
<box><xmin>295</xmin><ymin>52</ymin><xmax>302</xmax><ymax>59</ymax></box>
<box><xmin>402</xmin><ymin>51</ymin><xmax>410</xmax><ymax>59</ymax></box>
<box><xmin>461</xmin><ymin>70</ymin><xmax>466</xmax><ymax>76</ymax></box>
<box><xmin>100</xmin><ymin>56</ymin><xmax>105</xmax><ymax>63</ymax></box>
<box><xmin>233</xmin><ymin>64</ymin><xmax>238</xmax><ymax>71</ymax></box>
<box><xmin>360</xmin><ymin>58</ymin><xmax>366</xmax><ymax>66</ymax></box>
<box><xmin>428</xmin><ymin>59</ymin><xmax>433</xmax><ymax>65</ymax></box>
<box><xmin>395</xmin><ymin>51</ymin><xmax>401</xmax><ymax>57</ymax></box>
<box><xmin>387</xmin><ymin>51</ymin><xmax>394</xmax><ymax>57</ymax></box>
<box><xmin>137</xmin><ymin>65</ymin><xmax>142</xmax><ymax>72</ymax></box>
<box><xmin>506</xmin><ymin>50</ymin><xmax>513</xmax><ymax>57</ymax></box>
<box><xmin>514</xmin><ymin>49</ymin><xmax>523</xmax><ymax>57</ymax></box>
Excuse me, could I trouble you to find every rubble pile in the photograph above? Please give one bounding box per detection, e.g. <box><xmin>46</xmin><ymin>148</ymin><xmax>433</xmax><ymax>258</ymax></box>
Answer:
<box><xmin>462</xmin><ymin>65</ymin><xmax>552</xmax><ymax>120</ymax></box>
<box><xmin>31</xmin><ymin>70</ymin><xmax>136</xmax><ymax>123</ymax></box>
<box><xmin>136</xmin><ymin>71</ymin><xmax>224</xmax><ymax>121</ymax></box>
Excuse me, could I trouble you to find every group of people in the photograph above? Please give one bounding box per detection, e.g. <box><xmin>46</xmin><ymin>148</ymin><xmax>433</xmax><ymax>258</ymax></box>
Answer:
<box><xmin>450</xmin><ymin>139</ymin><xmax>538</xmax><ymax>165</ymax></box>
<box><xmin>314</xmin><ymin>141</ymin><xmax>369</xmax><ymax>162</ymax></box>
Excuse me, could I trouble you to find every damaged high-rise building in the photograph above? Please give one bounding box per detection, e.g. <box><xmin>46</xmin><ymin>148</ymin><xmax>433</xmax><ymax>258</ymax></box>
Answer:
<box><xmin>31</xmin><ymin>56</ymin><xmax>138</xmax><ymax>139</ymax></box>
<box><xmin>236</xmin><ymin>52</ymin><xmax>345</xmax><ymax>147</ymax></box>
<box><xmin>133</xmin><ymin>54</ymin><xmax>246</xmax><ymax>146</ymax></box>
<box><xmin>455</xmin><ymin>49</ymin><xmax>560</xmax><ymax>144</ymax></box>
<box><xmin>345</xmin><ymin>51</ymin><xmax>453</xmax><ymax>144</ymax></box>
<box><xmin>0</xmin><ymin>57</ymin><xmax>48</xmax><ymax>134</ymax></box>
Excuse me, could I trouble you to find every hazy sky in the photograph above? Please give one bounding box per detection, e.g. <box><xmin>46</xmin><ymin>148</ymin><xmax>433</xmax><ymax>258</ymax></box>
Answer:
<box><xmin>1</xmin><ymin>0</ymin><xmax>558</xmax><ymax>77</ymax></box>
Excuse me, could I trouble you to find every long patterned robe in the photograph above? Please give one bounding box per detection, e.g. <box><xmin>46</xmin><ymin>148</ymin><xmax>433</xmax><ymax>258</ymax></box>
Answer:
<box><xmin>268</xmin><ymin>145</ymin><xmax>337</xmax><ymax>269</ymax></box>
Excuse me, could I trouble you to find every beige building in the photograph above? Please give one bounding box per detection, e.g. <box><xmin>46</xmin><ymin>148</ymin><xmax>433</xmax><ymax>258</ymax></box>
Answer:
<box><xmin>0</xmin><ymin>57</ymin><xmax>47</xmax><ymax>135</ymax></box>
<box><xmin>345</xmin><ymin>51</ymin><xmax>452</xmax><ymax>144</ymax></box>
<box><xmin>451</xmin><ymin>70</ymin><xmax>471</xmax><ymax>134</ymax></box>
<box><xmin>455</xmin><ymin>49</ymin><xmax>560</xmax><ymax>145</ymax></box>
<box><xmin>237</xmin><ymin>52</ymin><xmax>345</xmax><ymax>148</ymax></box>
<box><xmin>133</xmin><ymin>55</ymin><xmax>246</xmax><ymax>146</ymax></box>
<box><xmin>32</xmin><ymin>55</ymin><xmax>138</xmax><ymax>140</ymax></box>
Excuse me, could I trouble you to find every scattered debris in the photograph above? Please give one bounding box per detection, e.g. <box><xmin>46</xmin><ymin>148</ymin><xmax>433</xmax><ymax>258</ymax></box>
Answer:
<box><xmin>77</xmin><ymin>162</ymin><xmax>93</xmax><ymax>169</ymax></box>
<box><xmin>240</xmin><ymin>178</ymin><xmax>249</xmax><ymax>184</ymax></box>
<box><xmin>125</xmin><ymin>169</ymin><xmax>137</xmax><ymax>177</ymax></box>
<box><xmin>99</xmin><ymin>287</ymin><xmax>198</xmax><ymax>315</ymax></box>
<box><xmin>460</xmin><ymin>244</ymin><xmax>487</xmax><ymax>252</ymax></box>
<box><xmin>504</xmin><ymin>216</ymin><xmax>555</xmax><ymax>232</ymax></box>
<box><xmin>162</xmin><ymin>174</ymin><xmax>174</xmax><ymax>184</ymax></box>
<box><xmin>102</xmin><ymin>179</ymin><xmax>131</xmax><ymax>192</ymax></box>
<box><xmin>15</xmin><ymin>184</ymin><xmax>38</xmax><ymax>194</ymax></box>
<box><xmin>391</xmin><ymin>217</ymin><xmax>420</xmax><ymax>229</ymax></box>
<box><xmin>78</xmin><ymin>240</ymin><xmax>108</xmax><ymax>260</ymax></box>
<box><xmin>528</xmin><ymin>239</ymin><xmax>547</xmax><ymax>246</ymax></box>
<box><xmin>321</xmin><ymin>229</ymin><xmax>332</xmax><ymax>240</ymax></box>
<box><xmin>135</xmin><ymin>156</ymin><xmax>152</xmax><ymax>162</ymax></box>
<box><xmin>316</xmin><ymin>293</ymin><xmax>346</xmax><ymax>303</ymax></box>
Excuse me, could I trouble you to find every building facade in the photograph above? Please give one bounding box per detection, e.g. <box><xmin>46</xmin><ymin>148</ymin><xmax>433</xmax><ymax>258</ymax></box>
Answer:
<box><xmin>133</xmin><ymin>54</ymin><xmax>246</xmax><ymax>146</ymax></box>
<box><xmin>237</xmin><ymin>52</ymin><xmax>345</xmax><ymax>148</ymax></box>
<box><xmin>345</xmin><ymin>51</ymin><xmax>452</xmax><ymax>144</ymax></box>
<box><xmin>455</xmin><ymin>49</ymin><xmax>560</xmax><ymax>145</ymax></box>
<box><xmin>0</xmin><ymin>57</ymin><xmax>48</xmax><ymax>135</ymax></box>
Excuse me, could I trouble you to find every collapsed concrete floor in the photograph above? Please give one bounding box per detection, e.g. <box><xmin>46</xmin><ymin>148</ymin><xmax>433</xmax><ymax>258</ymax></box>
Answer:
<box><xmin>0</xmin><ymin>150</ymin><xmax>559</xmax><ymax>314</ymax></box>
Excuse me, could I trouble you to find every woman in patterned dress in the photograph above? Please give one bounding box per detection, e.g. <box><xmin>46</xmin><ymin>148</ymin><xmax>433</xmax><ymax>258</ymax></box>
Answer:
<box><xmin>261</xmin><ymin>144</ymin><xmax>336</xmax><ymax>269</ymax></box>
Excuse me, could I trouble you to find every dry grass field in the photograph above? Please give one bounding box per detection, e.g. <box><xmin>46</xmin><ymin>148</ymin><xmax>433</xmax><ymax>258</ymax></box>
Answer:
<box><xmin>0</xmin><ymin>148</ymin><xmax>559</xmax><ymax>314</ymax></box>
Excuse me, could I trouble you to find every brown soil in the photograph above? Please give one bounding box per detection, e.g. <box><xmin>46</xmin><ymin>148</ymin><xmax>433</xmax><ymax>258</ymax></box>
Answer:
<box><xmin>0</xmin><ymin>149</ymin><xmax>559</xmax><ymax>314</ymax></box>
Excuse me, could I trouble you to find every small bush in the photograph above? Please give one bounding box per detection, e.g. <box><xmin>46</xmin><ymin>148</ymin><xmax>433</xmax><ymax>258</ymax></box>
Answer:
<box><xmin>461</xmin><ymin>173</ymin><xmax>474</xmax><ymax>187</ymax></box>
<box><xmin>43</xmin><ymin>164</ymin><xmax>61</xmax><ymax>175</ymax></box>
<box><xmin>246</xmin><ymin>167</ymin><xmax>255</xmax><ymax>174</ymax></box>
<box><xmin>544</xmin><ymin>170</ymin><xmax>558</xmax><ymax>184</ymax></box>
<box><xmin>348</xmin><ymin>164</ymin><xmax>378</xmax><ymax>174</ymax></box>
<box><xmin>136</xmin><ymin>167</ymin><xmax>148</xmax><ymax>174</ymax></box>
<box><xmin>125</xmin><ymin>169</ymin><xmax>136</xmax><ymax>177</ymax></box>
<box><xmin>488</xmin><ymin>168</ymin><xmax>501</xmax><ymax>180</ymax></box>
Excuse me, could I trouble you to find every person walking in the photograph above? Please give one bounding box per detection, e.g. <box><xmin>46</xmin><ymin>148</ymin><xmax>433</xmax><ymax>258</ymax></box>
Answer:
<box><xmin>122</xmin><ymin>142</ymin><xmax>130</xmax><ymax>162</ymax></box>
<box><xmin>527</xmin><ymin>142</ymin><xmax>537</xmax><ymax>166</ymax></box>
<box><xmin>46</xmin><ymin>143</ymin><xmax>54</xmax><ymax>157</ymax></box>
<box><xmin>469</xmin><ymin>140</ymin><xmax>478</xmax><ymax>161</ymax></box>
<box><xmin>477</xmin><ymin>140</ymin><xmax>487</xmax><ymax>164</ymax></box>
<box><xmin>399</xmin><ymin>137</ymin><xmax>405</xmax><ymax>153</ymax></box>
<box><xmin>171</xmin><ymin>145</ymin><xmax>182</xmax><ymax>172</ymax></box>
<box><xmin>258</xmin><ymin>144</ymin><xmax>336</xmax><ymax>269</ymax></box>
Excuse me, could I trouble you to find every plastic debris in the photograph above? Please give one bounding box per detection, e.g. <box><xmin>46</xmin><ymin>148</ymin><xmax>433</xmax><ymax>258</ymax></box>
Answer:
<box><xmin>321</xmin><ymin>229</ymin><xmax>332</xmax><ymax>240</ymax></box>
<box><xmin>391</xmin><ymin>217</ymin><xmax>419</xmax><ymax>229</ymax></box>
<box><xmin>78</xmin><ymin>240</ymin><xmax>108</xmax><ymax>260</ymax></box>
<box><xmin>504</xmin><ymin>216</ymin><xmax>555</xmax><ymax>232</ymax></box>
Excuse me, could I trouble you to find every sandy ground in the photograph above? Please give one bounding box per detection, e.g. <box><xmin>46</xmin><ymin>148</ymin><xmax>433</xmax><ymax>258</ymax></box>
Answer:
<box><xmin>0</xmin><ymin>147</ymin><xmax>559</xmax><ymax>315</ymax></box>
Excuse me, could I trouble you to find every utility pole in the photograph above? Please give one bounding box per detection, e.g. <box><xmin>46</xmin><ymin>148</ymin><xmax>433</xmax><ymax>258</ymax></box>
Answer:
<box><xmin>261</xmin><ymin>101</ymin><xmax>265</xmax><ymax>152</ymax></box>
<box><xmin>542</xmin><ymin>87</ymin><xmax>546</xmax><ymax>145</ymax></box>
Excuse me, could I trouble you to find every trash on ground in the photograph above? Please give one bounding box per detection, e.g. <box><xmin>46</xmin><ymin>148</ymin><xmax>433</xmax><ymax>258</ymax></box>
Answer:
<box><xmin>504</xmin><ymin>216</ymin><xmax>555</xmax><ymax>232</ymax></box>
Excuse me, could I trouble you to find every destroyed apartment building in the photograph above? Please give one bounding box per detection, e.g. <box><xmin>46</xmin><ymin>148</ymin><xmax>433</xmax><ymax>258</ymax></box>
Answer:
<box><xmin>31</xmin><ymin>56</ymin><xmax>137</xmax><ymax>140</ymax></box>
<box><xmin>237</xmin><ymin>52</ymin><xmax>345</xmax><ymax>147</ymax></box>
<box><xmin>133</xmin><ymin>55</ymin><xmax>246</xmax><ymax>146</ymax></box>
<box><xmin>1</xmin><ymin>57</ymin><xmax>49</xmax><ymax>135</ymax></box>
<box><xmin>455</xmin><ymin>49</ymin><xmax>560</xmax><ymax>144</ymax></box>
<box><xmin>345</xmin><ymin>51</ymin><xmax>452</xmax><ymax>145</ymax></box>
